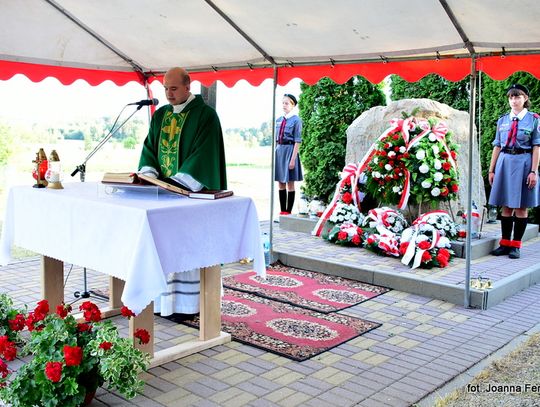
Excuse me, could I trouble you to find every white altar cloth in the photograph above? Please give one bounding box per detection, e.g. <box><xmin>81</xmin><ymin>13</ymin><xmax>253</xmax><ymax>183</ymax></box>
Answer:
<box><xmin>0</xmin><ymin>183</ymin><xmax>265</xmax><ymax>314</ymax></box>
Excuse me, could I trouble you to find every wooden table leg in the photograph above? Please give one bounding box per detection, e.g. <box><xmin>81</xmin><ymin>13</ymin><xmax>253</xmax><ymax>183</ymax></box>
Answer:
<box><xmin>130</xmin><ymin>301</ymin><xmax>154</xmax><ymax>357</ymax></box>
<box><xmin>199</xmin><ymin>265</ymin><xmax>221</xmax><ymax>341</ymax></box>
<box><xmin>109</xmin><ymin>276</ymin><xmax>124</xmax><ymax>309</ymax></box>
<box><xmin>41</xmin><ymin>255</ymin><xmax>64</xmax><ymax>311</ymax></box>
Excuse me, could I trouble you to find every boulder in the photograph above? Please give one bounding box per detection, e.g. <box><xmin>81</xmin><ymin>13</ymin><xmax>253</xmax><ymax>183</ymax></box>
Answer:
<box><xmin>345</xmin><ymin>98</ymin><xmax>485</xmax><ymax>218</ymax></box>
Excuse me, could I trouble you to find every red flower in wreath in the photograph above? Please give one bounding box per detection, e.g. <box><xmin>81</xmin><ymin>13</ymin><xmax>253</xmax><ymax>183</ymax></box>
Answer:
<box><xmin>421</xmin><ymin>251</ymin><xmax>432</xmax><ymax>262</ymax></box>
<box><xmin>45</xmin><ymin>362</ymin><xmax>63</xmax><ymax>383</ymax></box>
<box><xmin>418</xmin><ymin>241</ymin><xmax>431</xmax><ymax>250</ymax></box>
<box><xmin>337</xmin><ymin>231</ymin><xmax>348</xmax><ymax>241</ymax></box>
<box><xmin>341</xmin><ymin>192</ymin><xmax>353</xmax><ymax>204</ymax></box>
<box><xmin>0</xmin><ymin>359</ymin><xmax>8</xmax><ymax>379</ymax></box>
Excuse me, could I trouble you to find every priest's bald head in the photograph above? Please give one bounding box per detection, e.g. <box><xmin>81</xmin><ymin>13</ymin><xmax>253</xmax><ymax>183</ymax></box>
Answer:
<box><xmin>164</xmin><ymin>67</ymin><xmax>191</xmax><ymax>105</ymax></box>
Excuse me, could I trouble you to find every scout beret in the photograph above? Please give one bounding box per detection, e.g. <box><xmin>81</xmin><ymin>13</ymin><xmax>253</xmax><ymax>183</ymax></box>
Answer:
<box><xmin>507</xmin><ymin>84</ymin><xmax>529</xmax><ymax>96</ymax></box>
<box><xmin>284</xmin><ymin>93</ymin><xmax>298</xmax><ymax>105</ymax></box>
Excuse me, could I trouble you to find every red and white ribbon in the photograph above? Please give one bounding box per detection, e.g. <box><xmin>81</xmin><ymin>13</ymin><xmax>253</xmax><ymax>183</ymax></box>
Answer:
<box><xmin>313</xmin><ymin>163</ymin><xmax>360</xmax><ymax>237</ymax></box>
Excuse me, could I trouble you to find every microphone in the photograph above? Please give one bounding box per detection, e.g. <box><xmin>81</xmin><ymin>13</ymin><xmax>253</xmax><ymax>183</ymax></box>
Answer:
<box><xmin>128</xmin><ymin>98</ymin><xmax>159</xmax><ymax>106</ymax></box>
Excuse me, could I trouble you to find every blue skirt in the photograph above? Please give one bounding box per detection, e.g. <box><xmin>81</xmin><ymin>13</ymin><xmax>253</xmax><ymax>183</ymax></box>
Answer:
<box><xmin>274</xmin><ymin>144</ymin><xmax>303</xmax><ymax>182</ymax></box>
<box><xmin>489</xmin><ymin>152</ymin><xmax>540</xmax><ymax>208</ymax></box>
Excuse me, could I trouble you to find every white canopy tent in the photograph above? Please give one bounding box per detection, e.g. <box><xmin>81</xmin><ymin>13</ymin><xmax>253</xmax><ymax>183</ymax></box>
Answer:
<box><xmin>2</xmin><ymin>0</ymin><xmax>540</xmax><ymax>307</ymax></box>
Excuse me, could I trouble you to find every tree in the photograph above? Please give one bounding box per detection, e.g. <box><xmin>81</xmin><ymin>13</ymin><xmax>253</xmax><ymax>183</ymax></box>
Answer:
<box><xmin>390</xmin><ymin>74</ymin><xmax>470</xmax><ymax>111</ymax></box>
<box><xmin>299</xmin><ymin>77</ymin><xmax>385</xmax><ymax>203</ymax></box>
<box><xmin>0</xmin><ymin>124</ymin><xmax>14</xmax><ymax>167</ymax></box>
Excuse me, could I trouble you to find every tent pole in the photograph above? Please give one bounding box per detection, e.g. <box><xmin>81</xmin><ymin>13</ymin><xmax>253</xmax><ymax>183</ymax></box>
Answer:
<box><xmin>269</xmin><ymin>66</ymin><xmax>278</xmax><ymax>259</ymax></box>
<box><xmin>464</xmin><ymin>55</ymin><xmax>477</xmax><ymax>308</ymax></box>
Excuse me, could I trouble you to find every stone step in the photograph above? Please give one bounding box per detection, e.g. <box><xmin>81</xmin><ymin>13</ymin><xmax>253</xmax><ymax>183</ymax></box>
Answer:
<box><xmin>279</xmin><ymin>215</ymin><xmax>539</xmax><ymax>260</ymax></box>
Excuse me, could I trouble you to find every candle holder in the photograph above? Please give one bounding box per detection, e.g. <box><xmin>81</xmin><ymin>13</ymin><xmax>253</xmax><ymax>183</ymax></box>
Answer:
<box><xmin>45</xmin><ymin>150</ymin><xmax>64</xmax><ymax>189</ymax></box>
<box><xmin>32</xmin><ymin>148</ymin><xmax>48</xmax><ymax>188</ymax></box>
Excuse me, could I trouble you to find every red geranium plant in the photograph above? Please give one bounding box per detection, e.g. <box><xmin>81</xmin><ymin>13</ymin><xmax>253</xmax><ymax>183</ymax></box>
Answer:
<box><xmin>0</xmin><ymin>298</ymin><xmax>150</xmax><ymax>407</ymax></box>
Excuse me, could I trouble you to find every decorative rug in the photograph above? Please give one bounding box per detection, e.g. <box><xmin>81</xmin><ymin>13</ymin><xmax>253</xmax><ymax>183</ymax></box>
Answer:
<box><xmin>182</xmin><ymin>288</ymin><xmax>381</xmax><ymax>361</ymax></box>
<box><xmin>223</xmin><ymin>263</ymin><xmax>390</xmax><ymax>313</ymax></box>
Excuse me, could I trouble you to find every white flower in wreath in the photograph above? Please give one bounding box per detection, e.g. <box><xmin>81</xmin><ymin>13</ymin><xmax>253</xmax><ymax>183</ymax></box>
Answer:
<box><xmin>419</xmin><ymin>164</ymin><xmax>430</xmax><ymax>174</ymax></box>
<box><xmin>433</xmin><ymin>172</ymin><xmax>443</xmax><ymax>182</ymax></box>
<box><xmin>429</xmin><ymin>133</ymin><xmax>437</xmax><ymax>142</ymax></box>
<box><xmin>387</xmin><ymin>216</ymin><xmax>395</xmax><ymax>224</ymax></box>
<box><xmin>373</xmin><ymin>157</ymin><xmax>379</xmax><ymax>164</ymax></box>
<box><xmin>432</xmin><ymin>145</ymin><xmax>440</xmax><ymax>155</ymax></box>
<box><xmin>421</xmin><ymin>180</ymin><xmax>432</xmax><ymax>188</ymax></box>
<box><xmin>392</xmin><ymin>186</ymin><xmax>401</xmax><ymax>193</ymax></box>
<box><xmin>385</xmin><ymin>164</ymin><xmax>393</xmax><ymax>171</ymax></box>
<box><xmin>399</xmin><ymin>146</ymin><xmax>406</xmax><ymax>153</ymax></box>
<box><xmin>433</xmin><ymin>159</ymin><xmax>442</xmax><ymax>170</ymax></box>
<box><xmin>373</xmin><ymin>171</ymin><xmax>381</xmax><ymax>179</ymax></box>
<box><xmin>388</xmin><ymin>151</ymin><xmax>396</xmax><ymax>158</ymax></box>
<box><xmin>431</xmin><ymin>187</ymin><xmax>441</xmax><ymax>197</ymax></box>
<box><xmin>416</xmin><ymin>150</ymin><xmax>426</xmax><ymax>160</ymax></box>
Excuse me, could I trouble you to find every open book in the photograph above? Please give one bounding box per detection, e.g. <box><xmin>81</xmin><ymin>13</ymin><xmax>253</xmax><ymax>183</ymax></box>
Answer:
<box><xmin>101</xmin><ymin>172</ymin><xmax>233</xmax><ymax>199</ymax></box>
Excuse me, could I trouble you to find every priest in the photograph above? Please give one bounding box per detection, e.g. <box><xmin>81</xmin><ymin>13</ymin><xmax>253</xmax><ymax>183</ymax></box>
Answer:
<box><xmin>138</xmin><ymin>66</ymin><xmax>227</xmax><ymax>317</ymax></box>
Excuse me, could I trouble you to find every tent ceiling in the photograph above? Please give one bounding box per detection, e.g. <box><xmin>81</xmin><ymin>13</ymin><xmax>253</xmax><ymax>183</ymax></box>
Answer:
<box><xmin>1</xmin><ymin>0</ymin><xmax>540</xmax><ymax>86</ymax></box>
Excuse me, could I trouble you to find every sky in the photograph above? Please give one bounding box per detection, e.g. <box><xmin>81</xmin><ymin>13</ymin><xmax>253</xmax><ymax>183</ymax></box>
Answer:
<box><xmin>0</xmin><ymin>74</ymin><xmax>301</xmax><ymax>129</ymax></box>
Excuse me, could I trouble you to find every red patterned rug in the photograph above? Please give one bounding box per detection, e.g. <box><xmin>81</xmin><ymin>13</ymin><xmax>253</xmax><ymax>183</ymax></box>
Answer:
<box><xmin>183</xmin><ymin>288</ymin><xmax>381</xmax><ymax>361</ymax></box>
<box><xmin>223</xmin><ymin>263</ymin><xmax>390</xmax><ymax>313</ymax></box>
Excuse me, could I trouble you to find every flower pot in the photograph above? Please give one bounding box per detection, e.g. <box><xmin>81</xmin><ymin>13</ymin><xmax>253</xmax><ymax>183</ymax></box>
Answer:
<box><xmin>80</xmin><ymin>390</ymin><xmax>96</xmax><ymax>406</ymax></box>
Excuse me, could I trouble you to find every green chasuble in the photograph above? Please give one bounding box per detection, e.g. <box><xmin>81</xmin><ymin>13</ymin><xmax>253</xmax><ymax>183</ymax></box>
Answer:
<box><xmin>138</xmin><ymin>95</ymin><xmax>227</xmax><ymax>190</ymax></box>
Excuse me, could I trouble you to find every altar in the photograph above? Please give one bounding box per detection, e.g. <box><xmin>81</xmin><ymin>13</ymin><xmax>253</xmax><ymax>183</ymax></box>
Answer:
<box><xmin>0</xmin><ymin>182</ymin><xmax>265</xmax><ymax>366</ymax></box>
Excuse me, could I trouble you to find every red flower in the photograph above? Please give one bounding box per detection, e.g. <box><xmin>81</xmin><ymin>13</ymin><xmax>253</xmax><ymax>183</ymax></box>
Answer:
<box><xmin>356</xmin><ymin>227</ymin><xmax>363</xmax><ymax>235</ymax></box>
<box><xmin>134</xmin><ymin>329</ymin><xmax>151</xmax><ymax>345</ymax></box>
<box><xmin>440</xmin><ymin>187</ymin><xmax>449</xmax><ymax>197</ymax></box>
<box><xmin>451</xmin><ymin>184</ymin><xmax>459</xmax><ymax>193</ymax></box>
<box><xmin>63</xmin><ymin>345</ymin><xmax>83</xmax><ymax>366</ymax></box>
<box><xmin>351</xmin><ymin>235</ymin><xmax>361</xmax><ymax>245</ymax></box>
<box><xmin>378</xmin><ymin>161</ymin><xmax>384</xmax><ymax>168</ymax></box>
<box><xmin>458</xmin><ymin>230</ymin><xmax>467</xmax><ymax>238</ymax></box>
<box><xmin>392</xmin><ymin>134</ymin><xmax>399</xmax><ymax>140</ymax></box>
<box><xmin>77</xmin><ymin>323</ymin><xmax>92</xmax><ymax>332</ymax></box>
<box><xmin>440</xmin><ymin>151</ymin><xmax>449</xmax><ymax>159</ymax></box>
<box><xmin>79</xmin><ymin>301</ymin><xmax>102</xmax><ymax>322</ymax></box>
<box><xmin>421</xmin><ymin>251</ymin><xmax>432</xmax><ymax>262</ymax></box>
<box><xmin>438</xmin><ymin>248</ymin><xmax>451</xmax><ymax>260</ymax></box>
<box><xmin>337</xmin><ymin>231</ymin><xmax>348</xmax><ymax>241</ymax></box>
<box><xmin>56</xmin><ymin>303</ymin><xmax>72</xmax><ymax>319</ymax></box>
<box><xmin>35</xmin><ymin>299</ymin><xmax>50</xmax><ymax>315</ymax></box>
<box><xmin>380</xmin><ymin>150</ymin><xmax>387</xmax><ymax>157</ymax></box>
<box><xmin>343</xmin><ymin>178</ymin><xmax>351</xmax><ymax>186</ymax></box>
<box><xmin>0</xmin><ymin>359</ymin><xmax>8</xmax><ymax>379</ymax></box>
<box><xmin>403</xmin><ymin>152</ymin><xmax>410</xmax><ymax>159</ymax></box>
<box><xmin>2</xmin><ymin>344</ymin><xmax>17</xmax><ymax>361</ymax></box>
<box><xmin>367</xmin><ymin>235</ymin><xmax>376</xmax><ymax>245</ymax></box>
<box><xmin>450</xmin><ymin>151</ymin><xmax>457</xmax><ymax>160</ymax></box>
<box><xmin>121</xmin><ymin>306</ymin><xmax>136</xmax><ymax>319</ymax></box>
<box><xmin>436</xmin><ymin>253</ymin><xmax>449</xmax><ymax>267</ymax></box>
<box><xmin>8</xmin><ymin>314</ymin><xmax>25</xmax><ymax>332</ymax></box>
<box><xmin>442</xmin><ymin>162</ymin><xmax>451</xmax><ymax>171</ymax></box>
<box><xmin>99</xmin><ymin>341</ymin><xmax>113</xmax><ymax>351</ymax></box>
<box><xmin>45</xmin><ymin>362</ymin><xmax>63</xmax><ymax>382</ymax></box>
<box><xmin>341</xmin><ymin>192</ymin><xmax>353</xmax><ymax>204</ymax></box>
<box><xmin>25</xmin><ymin>312</ymin><xmax>44</xmax><ymax>332</ymax></box>
<box><xmin>418</xmin><ymin>241</ymin><xmax>431</xmax><ymax>250</ymax></box>
<box><xmin>394</xmin><ymin>146</ymin><xmax>400</xmax><ymax>152</ymax></box>
<box><xmin>399</xmin><ymin>241</ymin><xmax>409</xmax><ymax>255</ymax></box>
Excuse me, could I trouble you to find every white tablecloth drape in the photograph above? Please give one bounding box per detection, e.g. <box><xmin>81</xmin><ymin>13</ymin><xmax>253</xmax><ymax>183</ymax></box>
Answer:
<box><xmin>0</xmin><ymin>183</ymin><xmax>265</xmax><ymax>314</ymax></box>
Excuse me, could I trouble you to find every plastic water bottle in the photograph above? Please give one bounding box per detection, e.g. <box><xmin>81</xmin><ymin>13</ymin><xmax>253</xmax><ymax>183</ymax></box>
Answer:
<box><xmin>262</xmin><ymin>233</ymin><xmax>271</xmax><ymax>266</ymax></box>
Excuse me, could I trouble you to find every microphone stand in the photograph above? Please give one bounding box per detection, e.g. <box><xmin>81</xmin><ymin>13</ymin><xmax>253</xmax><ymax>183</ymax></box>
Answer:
<box><xmin>70</xmin><ymin>104</ymin><xmax>145</xmax><ymax>301</ymax></box>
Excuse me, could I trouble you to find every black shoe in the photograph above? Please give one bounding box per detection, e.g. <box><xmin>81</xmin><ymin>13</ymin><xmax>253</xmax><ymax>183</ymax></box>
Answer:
<box><xmin>508</xmin><ymin>247</ymin><xmax>521</xmax><ymax>259</ymax></box>
<box><xmin>491</xmin><ymin>246</ymin><xmax>510</xmax><ymax>256</ymax></box>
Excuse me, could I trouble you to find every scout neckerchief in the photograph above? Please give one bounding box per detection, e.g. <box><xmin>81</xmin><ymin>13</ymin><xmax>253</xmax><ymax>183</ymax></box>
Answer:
<box><xmin>158</xmin><ymin>95</ymin><xmax>195</xmax><ymax>177</ymax></box>
<box><xmin>506</xmin><ymin>108</ymin><xmax>528</xmax><ymax>148</ymax></box>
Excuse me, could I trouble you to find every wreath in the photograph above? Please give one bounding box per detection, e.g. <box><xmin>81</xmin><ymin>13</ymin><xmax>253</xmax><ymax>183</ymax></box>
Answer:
<box><xmin>360</xmin><ymin>116</ymin><xmax>460</xmax><ymax>209</ymax></box>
